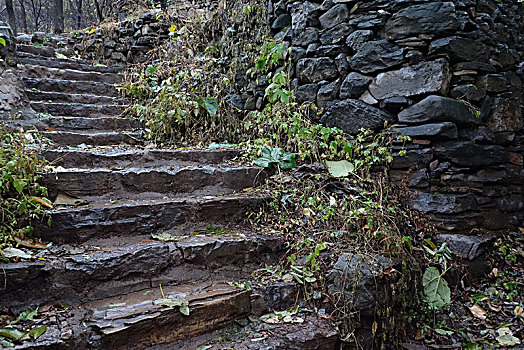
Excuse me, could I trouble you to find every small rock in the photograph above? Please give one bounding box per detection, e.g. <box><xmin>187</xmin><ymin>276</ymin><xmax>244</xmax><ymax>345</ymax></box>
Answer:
<box><xmin>339</xmin><ymin>72</ymin><xmax>372</xmax><ymax>99</ymax></box>
<box><xmin>296</xmin><ymin>57</ymin><xmax>338</xmax><ymax>83</ymax></box>
<box><xmin>349</xmin><ymin>40</ymin><xmax>403</xmax><ymax>74</ymax></box>
<box><xmin>319</xmin><ymin>4</ymin><xmax>349</xmax><ymax>29</ymax></box>
<box><xmin>321</xmin><ymin>99</ymin><xmax>393</xmax><ymax>134</ymax></box>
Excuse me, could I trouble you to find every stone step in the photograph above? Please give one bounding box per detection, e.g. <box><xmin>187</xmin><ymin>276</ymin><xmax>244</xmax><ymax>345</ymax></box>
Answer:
<box><xmin>10</xmin><ymin>284</ymin><xmax>254</xmax><ymax>350</ymax></box>
<box><xmin>31</xmin><ymin>102</ymin><xmax>127</xmax><ymax>118</ymax></box>
<box><xmin>36</xmin><ymin>193</ymin><xmax>267</xmax><ymax>244</ymax></box>
<box><xmin>41</xmin><ymin>165</ymin><xmax>265</xmax><ymax>199</ymax></box>
<box><xmin>161</xmin><ymin>315</ymin><xmax>339</xmax><ymax>350</ymax></box>
<box><xmin>23</xmin><ymin>77</ymin><xmax>120</xmax><ymax>97</ymax></box>
<box><xmin>27</xmin><ymin>91</ymin><xmax>127</xmax><ymax>105</ymax></box>
<box><xmin>1</xmin><ymin>233</ymin><xmax>282</xmax><ymax>311</ymax></box>
<box><xmin>41</xmin><ymin>116</ymin><xmax>139</xmax><ymax>132</ymax></box>
<box><xmin>86</xmin><ymin>284</ymin><xmax>252</xmax><ymax>349</ymax></box>
<box><xmin>17</xmin><ymin>44</ymin><xmax>68</xmax><ymax>58</ymax></box>
<box><xmin>22</xmin><ymin>64</ymin><xmax>122</xmax><ymax>84</ymax></box>
<box><xmin>41</xmin><ymin>130</ymin><xmax>141</xmax><ymax>146</ymax></box>
<box><xmin>19</xmin><ymin>56</ymin><xmax>121</xmax><ymax>74</ymax></box>
<box><xmin>41</xmin><ymin>148</ymin><xmax>243</xmax><ymax>169</ymax></box>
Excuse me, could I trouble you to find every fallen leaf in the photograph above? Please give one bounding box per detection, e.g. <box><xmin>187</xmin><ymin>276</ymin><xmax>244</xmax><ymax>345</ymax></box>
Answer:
<box><xmin>263</xmin><ymin>316</ymin><xmax>281</xmax><ymax>324</ymax></box>
<box><xmin>514</xmin><ymin>305</ymin><xmax>524</xmax><ymax>318</ymax></box>
<box><xmin>2</xmin><ymin>247</ymin><xmax>33</xmax><ymax>259</ymax></box>
<box><xmin>488</xmin><ymin>302</ymin><xmax>501</xmax><ymax>312</ymax></box>
<box><xmin>28</xmin><ymin>196</ymin><xmax>53</xmax><ymax>209</ymax></box>
<box><xmin>467</xmin><ymin>304</ymin><xmax>487</xmax><ymax>320</ymax></box>
<box><xmin>28</xmin><ymin>325</ymin><xmax>47</xmax><ymax>340</ymax></box>
<box><xmin>372</xmin><ymin>321</ymin><xmax>378</xmax><ymax>336</ymax></box>
<box><xmin>488</xmin><ymin>267</ymin><xmax>498</xmax><ymax>278</ymax></box>
<box><xmin>496</xmin><ymin>327</ymin><xmax>521</xmax><ymax>346</ymax></box>
<box><xmin>283</xmin><ymin>315</ymin><xmax>304</xmax><ymax>323</ymax></box>
<box><xmin>14</xmin><ymin>237</ymin><xmax>48</xmax><ymax>249</ymax></box>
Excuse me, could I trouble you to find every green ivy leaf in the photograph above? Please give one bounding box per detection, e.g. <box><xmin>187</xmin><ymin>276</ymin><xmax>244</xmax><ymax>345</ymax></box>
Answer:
<box><xmin>0</xmin><ymin>327</ymin><xmax>26</xmax><ymax>340</ymax></box>
<box><xmin>13</xmin><ymin>179</ymin><xmax>26</xmax><ymax>194</ymax></box>
<box><xmin>254</xmin><ymin>147</ymin><xmax>296</xmax><ymax>170</ymax></box>
<box><xmin>422</xmin><ymin>267</ymin><xmax>451</xmax><ymax>309</ymax></box>
<box><xmin>0</xmin><ymin>38</ymin><xmax>6</xmax><ymax>47</ymax></box>
<box><xmin>326</xmin><ymin>160</ymin><xmax>355</xmax><ymax>178</ymax></box>
<box><xmin>28</xmin><ymin>325</ymin><xmax>47</xmax><ymax>340</ymax></box>
<box><xmin>197</xmin><ymin>97</ymin><xmax>218</xmax><ymax>115</ymax></box>
<box><xmin>145</xmin><ymin>65</ymin><xmax>157</xmax><ymax>76</ymax></box>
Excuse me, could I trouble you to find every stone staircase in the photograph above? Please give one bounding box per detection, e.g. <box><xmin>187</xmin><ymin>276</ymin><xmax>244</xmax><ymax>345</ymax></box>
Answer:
<box><xmin>1</xmin><ymin>43</ymin><xmax>338</xmax><ymax>349</ymax></box>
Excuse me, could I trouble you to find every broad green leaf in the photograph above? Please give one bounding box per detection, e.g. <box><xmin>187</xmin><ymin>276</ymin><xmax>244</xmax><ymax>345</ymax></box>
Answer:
<box><xmin>1</xmin><ymin>339</ymin><xmax>15</xmax><ymax>347</ymax></box>
<box><xmin>151</xmin><ymin>232</ymin><xmax>181</xmax><ymax>242</ymax></box>
<box><xmin>145</xmin><ymin>65</ymin><xmax>157</xmax><ymax>75</ymax></box>
<box><xmin>0</xmin><ymin>327</ymin><xmax>26</xmax><ymax>340</ymax></box>
<box><xmin>2</xmin><ymin>247</ymin><xmax>33</xmax><ymax>259</ymax></box>
<box><xmin>154</xmin><ymin>298</ymin><xmax>190</xmax><ymax>316</ymax></box>
<box><xmin>326</xmin><ymin>160</ymin><xmax>355</xmax><ymax>178</ymax></box>
<box><xmin>196</xmin><ymin>346</ymin><xmax>213</xmax><ymax>350</ymax></box>
<box><xmin>254</xmin><ymin>147</ymin><xmax>296</xmax><ymax>170</ymax></box>
<box><xmin>496</xmin><ymin>328</ymin><xmax>520</xmax><ymax>346</ymax></box>
<box><xmin>208</xmin><ymin>143</ymin><xmax>238</xmax><ymax>150</ymax></box>
<box><xmin>179</xmin><ymin>305</ymin><xmax>190</xmax><ymax>316</ymax></box>
<box><xmin>13</xmin><ymin>179</ymin><xmax>26</xmax><ymax>193</ymax></box>
<box><xmin>435</xmin><ymin>328</ymin><xmax>454</xmax><ymax>335</ymax></box>
<box><xmin>18</xmin><ymin>309</ymin><xmax>38</xmax><ymax>321</ymax></box>
<box><xmin>28</xmin><ymin>325</ymin><xmax>47</xmax><ymax>340</ymax></box>
<box><xmin>197</xmin><ymin>97</ymin><xmax>218</xmax><ymax>115</ymax></box>
<box><xmin>422</xmin><ymin>267</ymin><xmax>451</xmax><ymax>309</ymax></box>
<box><xmin>0</xmin><ymin>38</ymin><xmax>6</xmax><ymax>47</ymax></box>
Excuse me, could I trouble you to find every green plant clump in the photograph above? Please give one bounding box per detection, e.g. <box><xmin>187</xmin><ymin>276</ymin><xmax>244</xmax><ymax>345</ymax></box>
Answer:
<box><xmin>0</xmin><ymin>129</ymin><xmax>50</xmax><ymax>256</ymax></box>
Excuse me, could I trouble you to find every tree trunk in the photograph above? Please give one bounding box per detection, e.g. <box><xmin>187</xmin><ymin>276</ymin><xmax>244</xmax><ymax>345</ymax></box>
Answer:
<box><xmin>93</xmin><ymin>0</ymin><xmax>103</xmax><ymax>23</ymax></box>
<box><xmin>76</xmin><ymin>0</ymin><xmax>82</xmax><ymax>29</ymax></box>
<box><xmin>17</xmin><ymin>0</ymin><xmax>28</xmax><ymax>33</ymax></box>
<box><xmin>5</xmin><ymin>0</ymin><xmax>17</xmax><ymax>35</ymax></box>
<box><xmin>53</xmin><ymin>0</ymin><xmax>64</xmax><ymax>33</ymax></box>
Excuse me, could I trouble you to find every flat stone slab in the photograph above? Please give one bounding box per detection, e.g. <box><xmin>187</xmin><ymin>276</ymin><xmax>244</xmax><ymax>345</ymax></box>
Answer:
<box><xmin>37</xmin><ymin>194</ymin><xmax>267</xmax><ymax>243</ymax></box>
<box><xmin>385</xmin><ymin>2</ymin><xmax>461</xmax><ymax>40</ymax></box>
<box><xmin>321</xmin><ymin>98</ymin><xmax>394</xmax><ymax>134</ymax></box>
<box><xmin>435</xmin><ymin>234</ymin><xmax>494</xmax><ymax>260</ymax></box>
<box><xmin>42</xmin><ymin>148</ymin><xmax>244</xmax><ymax>168</ymax></box>
<box><xmin>369</xmin><ymin>59</ymin><xmax>451</xmax><ymax>100</ymax></box>
<box><xmin>41</xmin><ymin>165</ymin><xmax>265</xmax><ymax>198</ymax></box>
<box><xmin>398</xmin><ymin>95</ymin><xmax>480</xmax><ymax>125</ymax></box>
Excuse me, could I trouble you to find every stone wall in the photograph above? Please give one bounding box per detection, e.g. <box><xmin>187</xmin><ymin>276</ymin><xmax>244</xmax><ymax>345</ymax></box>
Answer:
<box><xmin>268</xmin><ymin>0</ymin><xmax>524</xmax><ymax>232</ymax></box>
<box><xmin>70</xmin><ymin>11</ymin><xmax>173</xmax><ymax>66</ymax></box>
<box><xmin>1</xmin><ymin>22</ymin><xmax>38</xmax><ymax>126</ymax></box>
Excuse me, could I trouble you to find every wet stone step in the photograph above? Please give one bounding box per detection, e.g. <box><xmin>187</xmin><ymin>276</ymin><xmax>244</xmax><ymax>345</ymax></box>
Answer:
<box><xmin>23</xmin><ymin>78</ymin><xmax>120</xmax><ymax>97</ymax></box>
<box><xmin>1</xmin><ymin>234</ymin><xmax>282</xmax><ymax>311</ymax></box>
<box><xmin>17</xmin><ymin>44</ymin><xmax>62</xmax><ymax>58</ymax></box>
<box><xmin>36</xmin><ymin>194</ymin><xmax>268</xmax><ymax>244</ymax></box>
<box><xmin>41</xmin><ymin>166</ymin><xmax>265</xmax><ymax>199</ymax></box>
<box><xmin>41</xmin><ymin>130</ymin><xmax>141</xmax><ymax>147</ymax></box>
<box><xmin>40</xmin><ymin>116</ymin><xmax>139</xmax><ymax>132</ymax></box>
<box><xmin>22</xmin><ymin>64</ymin><xmax>122</xmax><ymax>84</ymax></box>
<box><xmin>28</xmin><ymin>91</ymin><xmax>127</xmax><ymax>105</ymax></box>
<box><xmin>31</xmin><ymin>102</ymin><xmax>126</xmax><ymax>118</ymax></box>
<box><xmin>19</xmin><ymin>56</ymin><xmax>122</xmax><ymax>74</ymax></box>
<box><xmin>159</xmin><ymin>314</ymin><xmax>339</xmax><ymax>350</ymax></box>
<box><xmin>41</xmin><ymin>148</ymin><xmax>243</xmax><ymax>169</ymax></box>
<box><xmin>87</xmin><ymin>284</ymin><xmax>252</xmax><ymax>349</ymax></box>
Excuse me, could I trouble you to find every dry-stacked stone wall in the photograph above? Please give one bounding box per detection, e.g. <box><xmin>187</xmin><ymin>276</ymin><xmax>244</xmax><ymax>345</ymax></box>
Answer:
<box><xmin>71</xmin><ymin>11</ymin><xmax>173</xmax><ymax>66</ymax></box>
<box><xmin>268</xmin><ymin>0</ymin><xmax>523</xmax><ymax>232</ymax></box>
